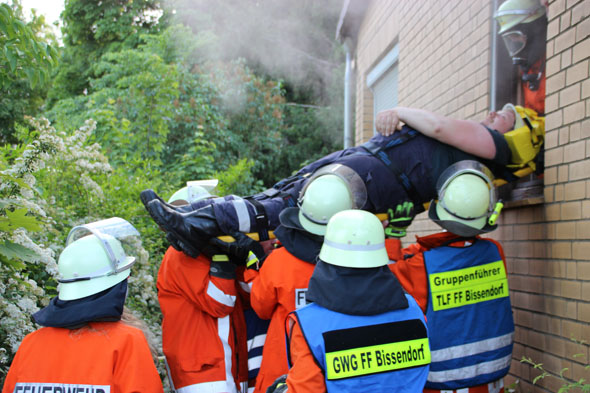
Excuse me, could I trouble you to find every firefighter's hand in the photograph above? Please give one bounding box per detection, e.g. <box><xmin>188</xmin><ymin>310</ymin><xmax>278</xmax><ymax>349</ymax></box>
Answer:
<box><xmin>385</xmin><ymin>201</ymin><xmax>415</xmax><ymax>238</ymax></box>
<box><xmin>266</xmin><ymin>374</ymin><xmax>288</xmax><ymax>393</ymax></box>
<box><xmin>376</xmin><ymin>108</ymin><xmax>404</xmax><ymax>136</ymax></box>
<box><xmin>209</xmin><ymin>232</ymin><xmax>266</xmax><ymax>269</ymax></box>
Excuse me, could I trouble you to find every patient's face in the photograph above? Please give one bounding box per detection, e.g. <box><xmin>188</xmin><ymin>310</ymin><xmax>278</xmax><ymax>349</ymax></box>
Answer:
<box><xmin>482</xmin><ymin>110</ymin><xmax>516</xmax><ymax>134</ymax></box>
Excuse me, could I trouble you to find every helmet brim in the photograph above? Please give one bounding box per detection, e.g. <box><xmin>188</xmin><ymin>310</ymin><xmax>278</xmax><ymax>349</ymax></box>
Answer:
<box><xmin>58</xmin><ymin>269</ymin><xmax>130</xmax><ymax>301</ymax></box>
<box><xmin>429</xmin><ymin>200</ymin><xmax>497</xmax><ymax>237</ymax></box>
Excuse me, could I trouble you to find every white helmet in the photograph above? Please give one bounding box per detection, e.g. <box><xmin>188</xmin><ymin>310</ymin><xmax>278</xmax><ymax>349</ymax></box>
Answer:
<box><xmin>168</xmin><ymin>179</ymin><xmax>218</xmax><ymax>205</ymax></box>
<box><xmin>58</xmin><ymin>218</ymin><xmax>140</xmax><ymax>300</ymax></box>
<box><xmin>428</xmin><ymin>161</ymin><xmax>499</xmax><ymax>237</ymax></box>
<box><xmin>319</xmin><ymin>210</ymin><xmax>388</xmax><ymax>268</ymax></box>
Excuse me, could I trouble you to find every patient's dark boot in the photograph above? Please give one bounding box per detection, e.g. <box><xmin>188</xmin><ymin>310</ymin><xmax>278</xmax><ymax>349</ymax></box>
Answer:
<box><xmin>140</xmin><ymin>189</ymin><xmax>194</xmax><ymax>213</ymax></box>
<box><xmin>146</xmin><ymin>200</ymin><xmax>222</xmax><ymax>248</ymax></box>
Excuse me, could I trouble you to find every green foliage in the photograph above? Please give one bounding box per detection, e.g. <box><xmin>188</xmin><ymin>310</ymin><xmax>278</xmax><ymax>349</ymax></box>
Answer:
<box><xmin>214</xmin><ymin>158</ymin><xmax>264</xmax><ymax>197</ymax></box>
<box><xmin>0</xmin><ymin>2</ymin><xmax>59</xmax><ymax>144</ymax></box>
<box><xmin>520</xmin><ymin>338</ymin><xmax>590</xmax><ymax>393</ymax></box>
<box><xmin>0</xmin><ymin>117</ymin><xmax>169</xmax><ymax>384</ymax></box>
<box><xmin>0</xmin><ymin>1</ymin><xmax>347</xmax><ymax>389</ymax></box>
<box><xmin>209</xmin><ymin>61</ymin><xmax>286</xmax><ymax>186</ymax></box>
<box><xmin>276</xmin><ymin>103</ymin><xmax>342</xmax><ymax>179</ymax></box>
<box><xmin>49</xmin><ymin>0</ymin><xmax>164</xmax><ymax>101</ymax></box>
<box><xmin>0</xmin><ymin>3</ymin><xmax>58</xmax><ymax>89</ymax></box>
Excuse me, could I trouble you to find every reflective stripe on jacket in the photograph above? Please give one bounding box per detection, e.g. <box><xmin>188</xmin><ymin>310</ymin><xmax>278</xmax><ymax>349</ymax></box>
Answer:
<box><xmin>2</xmin><ymin>322</ymin><xmax>163</xmax><ymax>393</ymax></box>
<box><xmin>294</xmin><ymin>295</ymin><xmax>430</xmax><ymax>393</ymax></box>
<box><xmin>423</xmin><ymin>239</ymin><xmax>514</xmax><ymax>390</ymax></box>
<box><xmin>157</xmin><ymin>248</ymin><xmax>248</xmax><ymax>392</ymax></box>
<box><xmin>249</xmin><ymin>247</ymin><xmax>316</xmax><ymax>393</ymax></box>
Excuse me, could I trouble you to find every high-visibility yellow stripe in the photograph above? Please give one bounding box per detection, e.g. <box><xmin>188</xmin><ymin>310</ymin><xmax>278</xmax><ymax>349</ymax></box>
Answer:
<box><xmin>246</xmin><ymin>251</ymin><xmax>259</xmax><ymax>268</ymax></box>
<box><xmin>429</xmin><ymin>261</ymin><xmax>509</xmax><ymax>311</ymax></box>
<box><xmin>325</xmin><ymin>338</ymin><xmax>431</xmax><ymax>380</ymax></box>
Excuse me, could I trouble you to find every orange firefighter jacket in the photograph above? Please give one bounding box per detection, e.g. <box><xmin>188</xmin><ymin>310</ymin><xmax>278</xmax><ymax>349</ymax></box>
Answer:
<box><xmin>246</xmin><ymin>247</ymin><xmax>316</xmax><ymax>393</ymax></box>
<box><xmin>157</xmin><ymin>247</ymin><xmax>248</xmax><ymax>393</ymax></box>
<box><xmin>2</xmin><ymin>321</ymin><xmax>163</xmax><ymax>393</ymax></box>
<box><xmin>522</xmin><ymin>59</ymin><xmax>546</xmax><ymax>116</ymax></box>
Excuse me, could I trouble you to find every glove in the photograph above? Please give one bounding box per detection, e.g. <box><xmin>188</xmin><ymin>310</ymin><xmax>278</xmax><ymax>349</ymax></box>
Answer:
<box><xmin>266</xmin><ymin>374</ymin><xmax>288</xmax><ymax>393</ymax></box>
<box><xmin>166</xmin><ymin>231</ymin><xmax>220</xmax><ymax>260</ymax></box>
<box><xmin>385</xmin><ymin>201</ymin><xmax>415</xmax><ymax>238</ymax></box>
<box><xmin>209</xmin><ymin>232</ymin><xmax>266</xmax><ymax>269</ymax></box>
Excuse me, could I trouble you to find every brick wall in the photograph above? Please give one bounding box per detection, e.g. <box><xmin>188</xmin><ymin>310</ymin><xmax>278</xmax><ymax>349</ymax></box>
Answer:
<box><xmin>502</xmin><ymin>0</ymin><xmax>590</xmax><ymax>391</ymax></box>
<box><xmin>352</xmin><ymin>0</ymin><xmax>590</xmax><ymax>391</ymax></box>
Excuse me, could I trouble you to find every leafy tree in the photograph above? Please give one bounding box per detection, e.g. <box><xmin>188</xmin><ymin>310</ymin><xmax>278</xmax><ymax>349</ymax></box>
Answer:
<box><xmin>49</xmin><ymin>0</ymin><xmax>165</xmax><ymax>102</ymax></box>
<box><xmin>163</xmin><ymin>0</ymin><xmax>346</xmax><ymax>185</ymax></box>
<box><xmin>208</xmin><ymin>60</ymin><xmax>286</xmax><ymax>186</ymax></box>
<box><xmin>0</xmin><ymin>2</ymin><xmax>58</xmax><ymax>144</ymax></box>
<box><xmin>46</xmin><ymin>33</ymin><xmax>224</xmax><ymax>189</ymax></box>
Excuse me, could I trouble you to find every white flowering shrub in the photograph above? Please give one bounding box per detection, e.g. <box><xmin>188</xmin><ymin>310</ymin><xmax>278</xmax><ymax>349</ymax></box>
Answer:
<box><xmin>0</xmin><ymin>117</ymin><xmax>166</xmax><ymax>384</ymax></box>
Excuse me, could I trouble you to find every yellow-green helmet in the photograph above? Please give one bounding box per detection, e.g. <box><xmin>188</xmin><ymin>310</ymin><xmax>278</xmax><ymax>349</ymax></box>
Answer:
<box><xmin>319</xmin><ymin>210</ymin><xmax>388</xmax><ymax>268</ymax></box>
<box><xmin>58</xmin><ymin>217</ymin><xmax>140</xmax><ymax>301</ymax></box>
<box><xmin>429</xmin><ymin>161</ymin><xmax>498</xmax><ymax>237</ymax></box>
<box><xmin>297</xmin><ymin>174</ymin><xmax>354</xmax><ymax>236</ymax></box>
<box><xmin>436</xmin><ymin>174</ymin><xmax>490</xmax><ymax>229</ymax></box>
<box><xmin>495</xmin><ymin>0</ymin><xmax>546</xmax><ymax>34</ymax></box>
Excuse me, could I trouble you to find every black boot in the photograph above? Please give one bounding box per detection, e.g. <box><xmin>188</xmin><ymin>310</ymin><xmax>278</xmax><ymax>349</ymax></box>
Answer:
<box><xmin>146</xmin><ymin>200</ymin><xmax>223</xmax><ymax>252</ymax></box>
<box><xmin>140</xmin><ymin>189</ymin><xmax>194</xmax><ymax>213</ymax></box>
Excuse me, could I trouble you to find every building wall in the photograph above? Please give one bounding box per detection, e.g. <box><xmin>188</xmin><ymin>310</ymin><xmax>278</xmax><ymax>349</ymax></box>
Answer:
<box><xmin>352</xmin><ymin>0</ymin><xmax>590</xmax><ymax>391</ymax></box>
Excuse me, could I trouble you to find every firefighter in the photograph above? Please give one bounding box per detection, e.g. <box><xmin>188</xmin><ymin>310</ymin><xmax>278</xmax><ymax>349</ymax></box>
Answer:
<box><xmin>266</xmin><ymin>209</ymin><xmax>430</xmax><ymax>393</ymax></box>
<box><xmin>157</xmin><ymin>181</ymin><xmax>252</xmax><ymax>393</ymax></box>
<box><xmin>495</xmin><ymin>0</ymin><xmax>547</xmax><ymax>115</ymax></box>
<box><xmin>389</xmin><ymin>161</ymin><xmax>515</xmax><ymax>393</ymax></box>
<box><xmin>2</xmin><ymin>218</ymin><xmax>163</xmax><ymax>393</ymax></box>
<box><xmin>141</xmin><ymin>102</ymin><xmax>532</xmax><ymax>259</ymax></box>
<box><xmin>211</xmin><ymin>168</ymin><xmax>362</xmax><ymax>393</ymax></box>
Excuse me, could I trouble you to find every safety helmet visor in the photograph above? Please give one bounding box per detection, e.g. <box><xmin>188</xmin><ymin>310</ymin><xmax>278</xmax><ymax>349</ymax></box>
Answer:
<box><xmin>301</xmin><ymin>164</ymin><xmax>367</xmax><ymax>210</ymax></box>
<box><xmin>501</xmin><ymin>30</ymin><xmax>527</xmax><ymax>56</ymax></box>
<box><xmin>65</xmin><ymin>217</ymin><xmax>140</xmax><ymax>279</ymax></box>
<box><xmin>436</xmin><ymin>161</ymin><xmax>496</xmax><ymax>220</ymax></box>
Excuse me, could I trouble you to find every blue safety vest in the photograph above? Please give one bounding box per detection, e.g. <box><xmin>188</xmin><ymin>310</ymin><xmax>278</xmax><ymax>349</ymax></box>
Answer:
<box><xmin>424</xmin><ymin>239</ymin><xmax>514</xmax><ymax>390</ymax></box>
<box><xmin>294</xmin><ymin>294</ymin><xmax>430</xmax><ymax>393</ymax></box>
